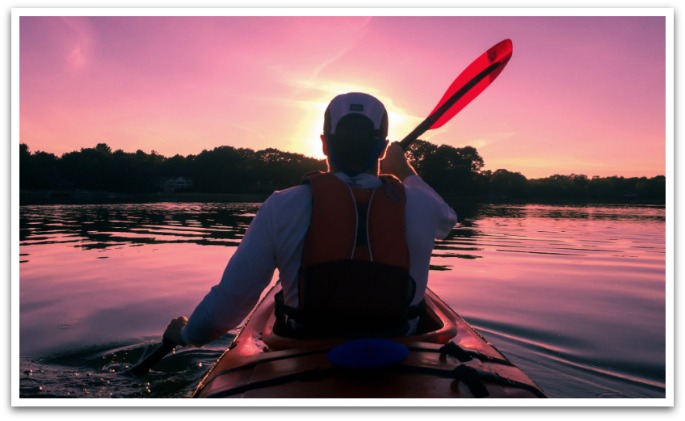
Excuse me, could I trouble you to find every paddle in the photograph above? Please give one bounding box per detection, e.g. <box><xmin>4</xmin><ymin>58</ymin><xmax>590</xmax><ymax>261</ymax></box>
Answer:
<box><xmin>130</xmin><ymin>338</ymin><xmax>177</xmax><ymax>376</ymax></box>
<box><xmin>399</xmin><ymin>39</ymin><xmax>513</xmax><ymax>151</ymax></box>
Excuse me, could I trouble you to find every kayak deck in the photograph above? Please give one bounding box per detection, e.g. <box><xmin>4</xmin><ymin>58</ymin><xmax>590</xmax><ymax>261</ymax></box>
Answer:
<box><xmin>193</xmin><ymin>285</ymin><xmax>546</xmax><ymax>398</ymax></box>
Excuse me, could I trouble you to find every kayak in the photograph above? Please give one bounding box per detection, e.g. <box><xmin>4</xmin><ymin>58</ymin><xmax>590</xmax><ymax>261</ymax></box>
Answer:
<box><xmin>192</xmin><ymin>284</ymin><xmax>546</xmax><ymax>399</ymax></box>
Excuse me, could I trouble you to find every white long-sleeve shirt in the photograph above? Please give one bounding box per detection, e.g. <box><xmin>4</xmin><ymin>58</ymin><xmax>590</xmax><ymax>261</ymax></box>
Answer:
<box><xmin>181</xmin><ymin>172</ymin><xmax>457</xmax><ymax>346</ymax></box>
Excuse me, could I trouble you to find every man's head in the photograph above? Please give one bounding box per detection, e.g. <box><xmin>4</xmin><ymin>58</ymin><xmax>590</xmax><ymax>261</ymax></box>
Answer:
<box><xmin>321</xmin><ymin>92</ymin><xmax>389</xmax><ymax>177</ymax></box>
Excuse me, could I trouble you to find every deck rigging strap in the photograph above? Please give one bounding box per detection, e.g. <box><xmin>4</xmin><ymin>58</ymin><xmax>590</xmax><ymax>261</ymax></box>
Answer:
<box><xmin>399</xmin><ymin>364</ymin><xmax>547</xmax><ymax>398</ymax></box>
<box><xmin>438</xmin><ymin>341</ymin><xmax>515</xmax><ymax>365</ymax></box>
<box><xmin>453</xmin><ymin>365</ymin><xmax>489</xmax><ymax>398</ymax></box>
<box><xmin>406</xmin><ymin>342</ymin><xmax>514</xmax><ymax>366</ymax></box>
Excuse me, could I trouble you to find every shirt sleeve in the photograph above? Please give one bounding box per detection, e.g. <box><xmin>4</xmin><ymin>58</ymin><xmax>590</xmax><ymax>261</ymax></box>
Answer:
<box><xmin>403</xmin><ymin>174</ymin><xmax>457</xmax><ymax>239</ymax></box>
<box><xmin>181</xmin><ymin>197</ymin><xmax>278</xmax><ymax>347</ymax></box>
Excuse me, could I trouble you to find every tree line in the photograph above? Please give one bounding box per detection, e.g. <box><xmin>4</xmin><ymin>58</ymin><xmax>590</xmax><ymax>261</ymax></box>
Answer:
<box><xmin>19</xmin><ymin>140</ymin><xmax>665</xmax><ymax>203</ymax></box>
<box><xmin>20</xmin><ymin>143</ymin><xmax>326</xmax><ymax>195</ymax></box>
<box><xmin>404</xmin><ymin>140</ymin><xmax>664</xmax><ymax>203</ymax></box>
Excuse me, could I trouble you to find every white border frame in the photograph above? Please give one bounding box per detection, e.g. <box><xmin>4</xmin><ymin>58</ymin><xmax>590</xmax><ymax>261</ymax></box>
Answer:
<box><xmin>8</xmin><ymin>5</ymin><xmax>676</xmax><ymax>411</ymax></box>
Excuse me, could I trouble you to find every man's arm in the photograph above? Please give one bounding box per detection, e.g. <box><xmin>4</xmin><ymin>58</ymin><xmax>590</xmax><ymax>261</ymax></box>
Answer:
<box><xmin>164</xmin><ymin>198</ymin><xmax>279</xmax><ymax>347</ymax></box>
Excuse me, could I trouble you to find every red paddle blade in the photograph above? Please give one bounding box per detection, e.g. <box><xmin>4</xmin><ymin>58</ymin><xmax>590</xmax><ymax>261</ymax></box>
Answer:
<box><xmin>399</xmin><ymin>39</ymin><xmax>513</xmax><ymax>150</ymax></box>
<box><xmin>429</xmin><ymin>39</ymin><xmax>513</xmax><ymax>129</ymax></box>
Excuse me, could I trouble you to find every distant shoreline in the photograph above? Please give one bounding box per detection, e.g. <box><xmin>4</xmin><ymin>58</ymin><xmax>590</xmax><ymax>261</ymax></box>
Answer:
<box><xmin>19</xmin><ymin>189</ymin><xmax>665</xmax><ymax>208</ymax></box>
<box><xmin>19</xmin><ymin>190</ymin><xmax>271</xmax><ymax>206</ymax></box>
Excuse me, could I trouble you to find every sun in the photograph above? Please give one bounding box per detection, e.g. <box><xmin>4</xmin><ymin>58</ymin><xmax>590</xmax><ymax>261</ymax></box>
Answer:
<box><xmin>386</xmin><ymin>109</ymin><xmax>415</xmax><ymax>143</ymax></box>
<box><xmin>292</xmin><ymin>100</ymin><xmax>328</xmax><ymax>159</ymax></box>
<box><xmin>304</xmin><ymin>117</ymin><xmax>326</xmax><ymax>160</ymax></box>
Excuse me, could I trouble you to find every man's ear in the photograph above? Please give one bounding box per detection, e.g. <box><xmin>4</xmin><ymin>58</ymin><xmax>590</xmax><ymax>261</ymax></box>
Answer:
<box><xmin>376</xmin><ymin>139</ymin><xmax>390</xmax><ymax>160</ymax></box>
<box><xmin>320</xmin><ymin>134</ymin><xmax>329</xmax><ymax>157</ymax></box>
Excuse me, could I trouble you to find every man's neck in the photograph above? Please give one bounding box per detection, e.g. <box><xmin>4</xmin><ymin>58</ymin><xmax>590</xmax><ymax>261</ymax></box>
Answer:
<box><xmin>327</xmin><ymin>162</ymin><xmax>379</xmax><ymax>177</ymax></box>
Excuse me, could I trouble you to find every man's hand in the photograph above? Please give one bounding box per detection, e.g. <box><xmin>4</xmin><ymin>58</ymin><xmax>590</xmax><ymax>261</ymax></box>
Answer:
<box><xmin>380</xmin><ymin>142</ymin><xmax>417</xmax><ymax>181</ymax></box>
<box><xmin>163</xmin><ymin>316</ymin><xmax>188</xmax><ymax>346</ymax></box>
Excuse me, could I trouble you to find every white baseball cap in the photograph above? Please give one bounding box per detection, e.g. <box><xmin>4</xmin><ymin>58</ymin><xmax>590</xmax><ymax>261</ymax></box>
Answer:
<box><xmin>323</xmin><ymin>92</ymin><xmax>388</xmax><ymax>138</ymax></box>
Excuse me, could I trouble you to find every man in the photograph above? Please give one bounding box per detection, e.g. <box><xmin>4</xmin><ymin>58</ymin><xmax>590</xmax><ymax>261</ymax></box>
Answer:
<box><xmin>164</xmin><ymin>92</ymin><xmax>457</xmax><ymax>346</ymax></box>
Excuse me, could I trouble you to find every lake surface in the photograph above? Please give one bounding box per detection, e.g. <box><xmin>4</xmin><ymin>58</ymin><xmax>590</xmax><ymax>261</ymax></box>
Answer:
<box><xmin>16</xmin><ymin>202</ymin><xmax>668</xmax><ymax>401</ymax></box>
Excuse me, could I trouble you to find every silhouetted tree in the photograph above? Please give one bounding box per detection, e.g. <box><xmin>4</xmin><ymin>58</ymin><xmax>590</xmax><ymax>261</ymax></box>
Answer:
<box><xmin>405</xmin><ymin>139</ymin><xmax>438</xmax><ymax>174</ymax></box>
<box><xmin>410</xmin><ymin>142</ymin><xmax>485</xmax><ymax>198</ymax></box>
<box><xmin>489</xmin><ymin>169</ymin><xmax>529</xmax><ymax>200</ymax></box>
<box><xmin>19</xmin><ymin>144</ymin><xmax>60</xmax><ymax>189</ymax></box>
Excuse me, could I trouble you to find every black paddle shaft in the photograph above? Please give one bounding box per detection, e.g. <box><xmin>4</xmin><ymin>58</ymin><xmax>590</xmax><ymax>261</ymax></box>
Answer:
<box><xmin>130</xmin><ymin>338</ymin><xmax>176</xmax><ymax>376</ymax></box>
<box><xmin>399</xmin><ymin>62</ymin><xmax>502</xmax><ymax>151</ymax></box>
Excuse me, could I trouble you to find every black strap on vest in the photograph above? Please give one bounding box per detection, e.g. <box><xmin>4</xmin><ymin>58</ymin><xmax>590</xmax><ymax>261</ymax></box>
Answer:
<box><xmin>274</xmin><ymin>270</ymin><xmax>426</xmax><ymax>338</ymax></box>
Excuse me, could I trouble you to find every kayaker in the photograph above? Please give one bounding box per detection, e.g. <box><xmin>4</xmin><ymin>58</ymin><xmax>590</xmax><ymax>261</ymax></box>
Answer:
<box><xmin>163</xmin><ymin>92</ymin><xmax>457</xmax><ymax>346</ymax></box>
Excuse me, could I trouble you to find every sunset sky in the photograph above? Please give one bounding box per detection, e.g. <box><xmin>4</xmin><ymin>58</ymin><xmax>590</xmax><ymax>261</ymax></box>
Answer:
<box><xmin>18</xmin><ymin>11</ymin><xmax>670</xmax><ymax>179</ymax></box>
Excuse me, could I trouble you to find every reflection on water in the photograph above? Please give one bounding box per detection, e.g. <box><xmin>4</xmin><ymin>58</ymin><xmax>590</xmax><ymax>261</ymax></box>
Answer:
<box><xmin>18</xmin><ymin>203</ymin><xmax>667</xmax><ymax>399</ymax></box>
<box><xmin>470</xmin><ymin>203</ymin><xmax>666</xmax><ymax>222</ymax></box>
<box><xmin>20</xmin><ymin>203</ymin><xmax>260</xmax><ymax>254</ymax></box>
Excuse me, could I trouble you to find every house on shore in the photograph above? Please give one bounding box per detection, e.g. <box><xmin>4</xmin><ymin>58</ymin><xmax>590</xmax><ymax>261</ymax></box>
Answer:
<box><xmin>160</xmin><ymin>176</ymin><xmax>194</xmax><ymax>193</ymax></box>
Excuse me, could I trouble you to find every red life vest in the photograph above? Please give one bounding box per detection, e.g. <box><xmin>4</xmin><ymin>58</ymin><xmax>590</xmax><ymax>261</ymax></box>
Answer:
<box><xmin>276</xmin><ymin>171</ymin><xmax>417</xmax><ymax>337</ymax></box>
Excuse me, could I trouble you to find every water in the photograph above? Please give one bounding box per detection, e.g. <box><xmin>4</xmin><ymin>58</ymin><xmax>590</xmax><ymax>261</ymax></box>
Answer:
<box><xmin>16</xmin><ymin>202</ymin><xmax>667</xmax><ymax>400</ymax></box>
